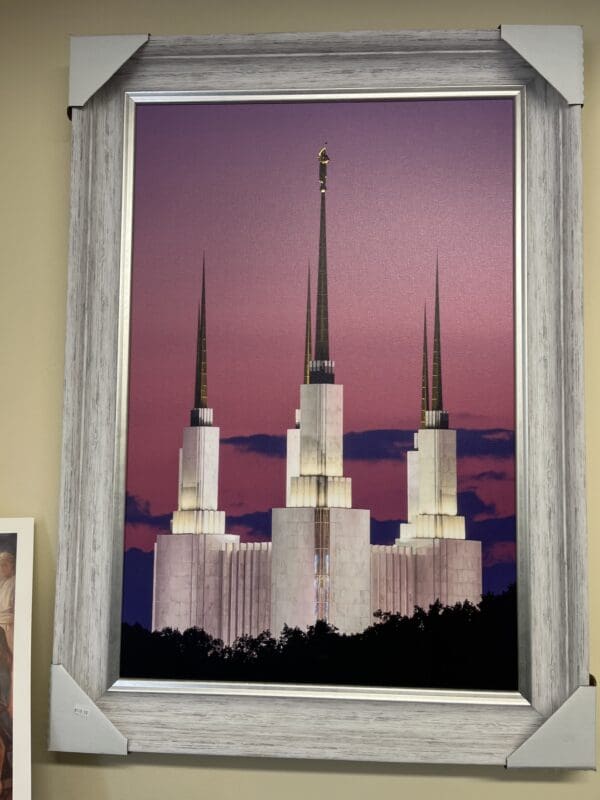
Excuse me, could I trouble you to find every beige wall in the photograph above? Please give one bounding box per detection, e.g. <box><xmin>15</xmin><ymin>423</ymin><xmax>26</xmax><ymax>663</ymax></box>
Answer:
<box><xmin>0</xmin><ymin>0</ymin><xmax>598</xmax><ymax>797</ymax></box>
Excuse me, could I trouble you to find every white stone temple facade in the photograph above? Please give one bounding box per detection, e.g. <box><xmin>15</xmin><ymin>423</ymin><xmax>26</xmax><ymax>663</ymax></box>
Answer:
<box><xmin>271</xmin><ymin>147</ymin><xmax>371</xmax><ymax>637</ymax></box>
<box><xmin>151</xmin><ymin>259</ymin><xmax>271</xmax><ymax>643</ymax></box>
<box><xmin>151</xmin><ymin>147</ymin><xmax>482</xmax><ymax>644</ymax></box>
<box><xmin>371</xmin><ymin>265</ymin><xmax>482</xmax><ymax>615</ymax></box>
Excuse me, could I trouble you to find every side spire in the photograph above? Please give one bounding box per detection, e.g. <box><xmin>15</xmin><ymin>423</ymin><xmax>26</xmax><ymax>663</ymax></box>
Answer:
<box><xmin>304</xmin><ymin>263</ymin><xmax>312</xmax><ymax>384</ymax></box>
<box><xmin>191</xmin><ymin>254</ymin><xmax>211</xmax><ymax>426</ymax></box>
<box><xmin>310</xmin><ymin>145</ymin><xmax>334</xmax><ymax>384</ymax></box>
<box><xmin>420</xmin><ymin>305</ymin><xmax>429</xmax><ymax>428</ymax></box>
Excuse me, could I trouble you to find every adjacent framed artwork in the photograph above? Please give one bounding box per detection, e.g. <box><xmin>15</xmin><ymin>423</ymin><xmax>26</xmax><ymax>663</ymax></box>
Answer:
<box><xmin>50</xmin><ymin>29</ymin><xmax>592</xmax><ymax>767</ymax></box>
<box><xmin>0</xmin><ymin>518</ymin><xmax>34</xmax><ymax>800</ymax></box>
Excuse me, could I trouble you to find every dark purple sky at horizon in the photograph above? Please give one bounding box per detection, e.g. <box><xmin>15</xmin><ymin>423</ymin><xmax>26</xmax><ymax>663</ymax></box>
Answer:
<box><xmin>124</xmin><ymin>98</ymin><xmax>516</xmax><ymax>587</ymax></box>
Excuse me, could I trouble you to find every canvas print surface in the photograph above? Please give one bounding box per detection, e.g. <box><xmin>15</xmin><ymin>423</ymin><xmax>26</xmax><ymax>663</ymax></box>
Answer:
<box><xmin>121</xmin><ymin>98</ymin><xmax>517</xmax><ymax>689</ymax></box>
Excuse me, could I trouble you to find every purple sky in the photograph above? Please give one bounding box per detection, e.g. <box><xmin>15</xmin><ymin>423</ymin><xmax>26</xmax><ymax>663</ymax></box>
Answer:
<box><xmin>124</xmin><ymin>98</ymin><xmax>515</xmax><ymax>589</ymax></box>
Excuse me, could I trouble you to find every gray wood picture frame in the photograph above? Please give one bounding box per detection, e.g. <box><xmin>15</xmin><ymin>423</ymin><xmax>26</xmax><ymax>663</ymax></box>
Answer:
<box><xmin>50</xmin><ymin>28</ymin><xmax>593</xmax><ymax>767</ymax></box>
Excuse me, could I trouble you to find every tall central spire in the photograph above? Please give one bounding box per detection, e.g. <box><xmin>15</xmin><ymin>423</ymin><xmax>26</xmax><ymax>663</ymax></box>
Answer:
<box><xmin>421</xmin><ymin>305</ymin><xmax>429</xmax><ymax>428</ymax></box>
<box><xmin>429</xmin><ymin>255</ymin><xmax>448</xmax><ymax>429</ymax></box>
<box><xmin>304</xmin><ymin>263</ymin><xmax>312</xmax><ymax>385</ymax></box>
<box><xmin>315</xmin><ymin>146</ymin><xmax>329</xmax><ymax>361</ymax></box>
<box><xmin>431</xmin><ymin>255</ymin><xmax>443</xmax><ymax>412</ymax></box>
<box><xmin>191</xmin><ymin>255</ymin><xmax>211</xmax><ymax>426</ymax></box>
<box><xmin>310</xmin><ymin>145</ymin><xmax>334</xmax><ymax>384</ymax></box>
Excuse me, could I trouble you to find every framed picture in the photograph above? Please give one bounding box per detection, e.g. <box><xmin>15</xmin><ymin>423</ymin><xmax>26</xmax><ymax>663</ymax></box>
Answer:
<box><xmin>50</xmin><ymin>29</ymin><xmax>591</xmax><ymax>767</ymax></box>
<box><xmin>0</xmin><ymin>518</ymin><xmax>34</xmax><ymax>800</ymax></box>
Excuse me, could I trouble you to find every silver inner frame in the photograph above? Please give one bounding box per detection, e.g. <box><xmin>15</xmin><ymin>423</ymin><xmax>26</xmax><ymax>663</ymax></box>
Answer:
<box><xmin>112</xmin><ymin>88</ymin><xmax>525</xmax><ymax>706</ymax></box>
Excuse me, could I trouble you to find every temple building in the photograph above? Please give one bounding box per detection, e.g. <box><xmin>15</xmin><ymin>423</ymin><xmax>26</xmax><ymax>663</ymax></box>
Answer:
<box><xmin>151</xmin><ymin>257</ymin><xmax>271</xmax><ymax>643</ymax></box>
<box><xmin>151</xmin><ymin>147</ymin><xmax>482</xmax><ymax>645</ymax></box>
<box><xmin>271</xmin><ymin>146</ymin><xmax>372</xmax><ymax>636</ymax></box>
<box><xmin>371</xmin><ymin>260</ymin><xmax>482</xmax><ymax>615</ymax></box>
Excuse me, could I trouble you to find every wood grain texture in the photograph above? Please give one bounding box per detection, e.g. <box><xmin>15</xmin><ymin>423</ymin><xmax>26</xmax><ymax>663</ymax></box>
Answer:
<box><xmin>97</xmin><ymin>691</ymin><xmax>542</xmax><ymax>764</ymax></box>
<box><xmin>560</xmin><ymin>105</ymin><xmax>588</xmax><ymax>696</ymax></box>
<box><xmin>53</xmin><ymin>82</ymin><xmax>127</xmax><ymax>699</ymax></box>
<box><xmin>116</xmin><ymin>44</ymin><xmax>535</xmax><ymax>94</ymax></box>
<box><xmin>522</xmin><ymin>77</ymin><xmax>587</xmax><ymax>716</ymax></box>
<box><xmin>51</xmin><ymin>30</ymin><xmax>586</xmax><ymax>761</ymax></box>
<box><xmin>139</xmin><ymin>30</ymin><xmax>510</xmax><ymax>57</ymax></box>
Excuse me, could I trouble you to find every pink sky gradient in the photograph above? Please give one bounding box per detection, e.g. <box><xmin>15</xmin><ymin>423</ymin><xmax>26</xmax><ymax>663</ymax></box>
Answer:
<box><xmin>124</xmin><ymin>98</ymin><xmax>515</xmax><ymax>558</ymax></box>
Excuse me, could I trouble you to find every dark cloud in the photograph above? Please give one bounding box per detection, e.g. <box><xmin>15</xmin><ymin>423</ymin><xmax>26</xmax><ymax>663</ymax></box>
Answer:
<box><xmin>125</xmin><ymin>493</ymin><xmax>171</xmax><ymax>530</ymax></box>
<box><xmin>343</xmin><ymin>429</ymin><xmax>414</xmax><ymax>461</ymax></box>
<box><xmin>469</xmin><ymin>514</ymin><xmax>516</xmax><ymax>547</ymax></box>
<box><xmin>469</xmin><ymin>470</ymin><xmax>508</xmax><ymax>481</ymax></box>
<box><xmin>222</xmin><ymin>428</ymin><xmax>515</xmax><ymax>462</ymax></box>
<box><xmin>457</xmin><ymin>429</ymin><xmax>515</xmax><ymax>459</ymax></box>
<box><xmin>483</xmin><ymin>541</ymin><xmax>516</xmax><ymax>568</ymax></box>
<box><xmin>371</xmin><ymin>517</ymin><xmax>401</xmax><ymax>546</ymax></box>
<box><xmin>483</xmin><ymin>562</ymin><xmax>516</xmax><ymax>595</ymax></box>
<box><xmin>122</xmin><ymin>548</ymin><xmax>154</xmax><ymax>628</ymax></box>
<box><xmin>469</xmin><ymin>515</ymin><xmax>516</xmax><ymax>594</ymax></box>
<box><xmin>221</xmin><ymin>434</ymin><xmax>286</xmax><ymax>458</ymax></box>
<box><xmin>228</xmin><ymin>510</ymin><xmax>272</xmax><ymax>540</ymax></box>
<box><xmin>458</xmin><ymin>490</ymin><xmax>495</xmax><ymax>519</ymax></box>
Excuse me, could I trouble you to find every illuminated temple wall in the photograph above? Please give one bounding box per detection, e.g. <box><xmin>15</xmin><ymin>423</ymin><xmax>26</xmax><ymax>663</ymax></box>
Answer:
<box><xmin>371</xmin><ymin>539</ymin><xmax>482</xmax><ymax>617</ymax></box>
<box><xmin>152</xmin><ymin>536</ymin><xmax>271</xmax><ymax>645</ymax></box>
<box><xmin>153</xmin><ymin>530</ymin><xmax>481</xmax><ymax>644</ymax></box>
<box><xmin>271</xmin><ymin>380</ymin><xmax>372</xmax><ymax>638</ymax></box>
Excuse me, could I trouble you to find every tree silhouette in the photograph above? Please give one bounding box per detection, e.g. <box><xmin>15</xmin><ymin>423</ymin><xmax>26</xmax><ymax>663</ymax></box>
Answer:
<box><xmin>121</xmin><ymin>584</ymin><xmax>517</xmax><ymax>690</ymax></box>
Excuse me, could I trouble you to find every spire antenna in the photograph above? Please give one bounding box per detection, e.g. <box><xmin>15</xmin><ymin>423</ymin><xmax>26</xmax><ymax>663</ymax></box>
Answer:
<box><xmin>191</xmin><ymin>253</ymin><xmax>211</xmax><ymax>426</ymax></box>
<box><xmin>420</xmin><ymin>304</ymin><xmax>429</xmax><ymax>428</ymax></box>
<box><xmin>310</xmin><ymin>144</ymin><xmax>334</xmax><ymax>384</ymax></box>
<box><xmin>304</xmin><ymin>262</ymin><xmax>312</xmax><ymax>385</ymax></box>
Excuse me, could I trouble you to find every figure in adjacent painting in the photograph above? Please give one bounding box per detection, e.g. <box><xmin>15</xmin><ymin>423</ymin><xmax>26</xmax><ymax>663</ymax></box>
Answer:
<box><xmin>0</xmin><ymin>547</ymin><xmax>15</xmax><ymax>799</ymax></box>
<box><xmin>0</xmin><ymin>554</ymin><xmax>15</xmax><ymax>654</ymax></box>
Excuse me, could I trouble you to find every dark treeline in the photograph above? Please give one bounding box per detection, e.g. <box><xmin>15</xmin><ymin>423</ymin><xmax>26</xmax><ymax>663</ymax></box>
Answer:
<box><xmin>121</xmin><ymin>584</ymin><xmax>517</xmax><ymax>690</ymax></box>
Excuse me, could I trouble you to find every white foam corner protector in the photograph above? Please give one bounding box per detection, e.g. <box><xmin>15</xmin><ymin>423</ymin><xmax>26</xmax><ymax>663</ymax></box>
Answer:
<box><xmin>501</xmin><ymin>25</ymin><xmax>583</xmax><ymax>105</ymax></box>
<box><xmin>507</xmin><ymin>686</ymin><xmax>595</xmax><ymax>769</ymax></box>
<box><xmin>49</xmin><ymin>664</ymin><xmax>128</xmax><ymax>755</ymax></box>
<box><xmin>69</xmin><ymin>34</ymin><xmax>149</xmax><ymax>109</ymax></box>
